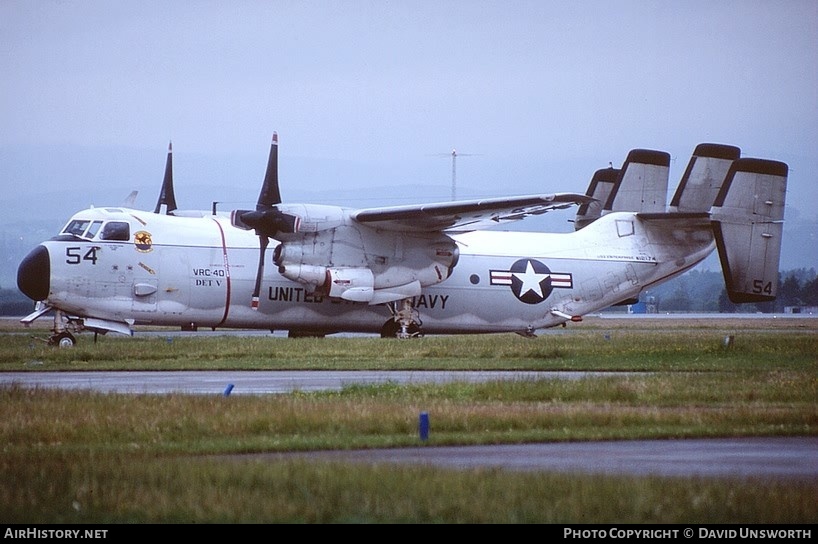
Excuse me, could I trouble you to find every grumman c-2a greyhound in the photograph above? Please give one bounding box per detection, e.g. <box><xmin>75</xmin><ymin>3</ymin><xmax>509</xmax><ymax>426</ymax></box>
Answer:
<box><xmin>17</xmin><ymin>134</ymin><xmax>788</xmax><ymax>346</ymax></box>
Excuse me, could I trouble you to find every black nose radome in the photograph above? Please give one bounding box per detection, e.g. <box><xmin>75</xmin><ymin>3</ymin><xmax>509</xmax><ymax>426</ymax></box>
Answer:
<box><xmin>17</xmin><ymin>245</ymin><xmax>50</xmax><ymax>301</ymax></box>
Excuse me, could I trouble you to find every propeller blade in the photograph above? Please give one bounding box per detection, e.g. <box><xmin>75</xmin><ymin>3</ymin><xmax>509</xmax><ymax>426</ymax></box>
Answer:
<box><xmin>256</xmin><ymin>132</ymin><xmax>282</xmax><ymax>209</ymax></box>
<box><xmin>243</xmin><ymin>131</ymin><xmax>298</xmax><ymax>308</ymax></box>
<box><xmin>251</xmin><ymin>235</ymin><xmax>270</xmax><ymax>310</ymax></box>
<box><xmin>154</xmin><ymin>141</ymin><xmax>178</xmax><ymax>214</ymax></box>
<box><xmin>231</xmin><ymin>132</ymin><xmax>298</xmax><ymax>235</ymax></box>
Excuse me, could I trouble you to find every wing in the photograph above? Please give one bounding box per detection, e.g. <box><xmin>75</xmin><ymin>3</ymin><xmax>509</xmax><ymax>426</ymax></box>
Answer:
<box><xmin>351</xmin><ymin>193</ymin><xmax>593</xmax><ymax>232</ymax></box>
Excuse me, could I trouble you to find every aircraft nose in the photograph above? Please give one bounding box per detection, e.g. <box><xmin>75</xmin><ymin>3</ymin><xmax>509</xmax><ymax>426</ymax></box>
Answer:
<box><xmin>17</xmin><ymin>245</ymin><xmax>51</xmax><ymax>301</ymax></box>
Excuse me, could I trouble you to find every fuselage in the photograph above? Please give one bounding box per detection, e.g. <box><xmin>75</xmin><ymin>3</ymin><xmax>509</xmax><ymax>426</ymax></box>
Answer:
<box><xmin>17</xmin><ymin>206</ymin><xmax>716</xmax><ymax>335</ymax></box>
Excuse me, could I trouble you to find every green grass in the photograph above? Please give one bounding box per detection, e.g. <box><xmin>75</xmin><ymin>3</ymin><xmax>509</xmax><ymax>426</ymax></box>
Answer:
<box><xmin>4</xmin><ymin>319</ymin><xmax>816</xmax><ymax>372</ymax></box>
<box><xmin>4</xmin><ymin>452</ymin><xmax>815</xmax><ymax>524</ymax></box>
<box><xmin>1</xmin><ymin>317</ymin><xmax>816</xmax><ymax>523</ymax></box>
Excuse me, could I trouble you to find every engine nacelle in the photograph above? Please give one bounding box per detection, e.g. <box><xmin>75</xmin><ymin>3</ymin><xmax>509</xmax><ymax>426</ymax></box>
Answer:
<box><xmin>326</xmin><ymin>268</ymin><xmax>375</xmax><ymax>301</ymax></box>
<box><xmin>274</xmin><ymin>224</ymin><xmax>460</xmax><ymax>304</ymax></box>
<box><xmin>279</xmin><ymin>264</ymin><xmax>375</xmax><ymax>299</ymax></box>
<box><xmin>279</xmin><ymin>264</ymin><xmax>409</xmax><ymax>303</ymax></box>
<box><xmin>277</xmin><ymin>263</ymin><xmax>330</xmax><ymax>287</ymax></box>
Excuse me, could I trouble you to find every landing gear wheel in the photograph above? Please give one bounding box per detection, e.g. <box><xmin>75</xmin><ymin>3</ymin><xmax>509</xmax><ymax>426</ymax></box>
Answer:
<box><xmin>380</xmin><ymin>318</ymin><xmax>423</xmax><ymax>338</ymax></box>
<box><xmin>49</xmin><ymin>331</ymin><xmax>76</xmax><ymax>348</ymax></box>
<box><xmin>383</xmin><ymin>297</ymin><xmax>424</xmax><ymax>338</ymax></box>
<box><xmin>380</xmin><ymin>319</ymin><xmax>400</xmax><ymax>338</ymax></box>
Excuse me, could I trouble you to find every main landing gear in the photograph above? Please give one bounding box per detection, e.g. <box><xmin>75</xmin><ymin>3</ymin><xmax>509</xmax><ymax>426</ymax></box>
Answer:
<box><xmin>381</xmin><ymin>298</ymin><xmax>423</xmax><ymax>339</ymax></box>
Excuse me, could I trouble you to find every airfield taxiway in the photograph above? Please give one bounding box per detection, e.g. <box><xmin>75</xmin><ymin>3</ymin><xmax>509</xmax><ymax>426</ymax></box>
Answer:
<box><xmin>0</xmin><ymin>369</ymin><xmax>630</xmax><ymax>394</ymax></box>
<box><xmin>3</xmin><ymin>369</ymin><xmax>816</xmax><ymax>481</ymax></box>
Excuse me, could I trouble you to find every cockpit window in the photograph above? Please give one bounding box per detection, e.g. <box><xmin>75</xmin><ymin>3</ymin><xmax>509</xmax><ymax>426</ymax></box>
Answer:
<box><xmin>61</xmin><ymin>219</ymin><xmax>109</xmax><ymax>240</ymax></box>
<box><xmin>87</xmin><ymin>221</ymin><xmax>103</xmax><ymax>238</ymax></box>
<box><xmin>63</xmin><ymin>220</ymin><xmax>92</xmax><ymax>237</ymax></box>
<box><xmin>100</xmin><ymin>221</ymin><xmax>130</xmax><ymax>241</ymax></box>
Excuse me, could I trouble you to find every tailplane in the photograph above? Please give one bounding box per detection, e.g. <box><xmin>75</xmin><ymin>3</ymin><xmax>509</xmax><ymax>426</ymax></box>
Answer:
<box><xmin>577</xmin><ymin>144</ymin><xmax>787</xmax><ymax>304</ymax></box>
<box><xmin>710</xmin><ymin>158</ymin><xmax>788</xmax><ymax>303</ymax></box>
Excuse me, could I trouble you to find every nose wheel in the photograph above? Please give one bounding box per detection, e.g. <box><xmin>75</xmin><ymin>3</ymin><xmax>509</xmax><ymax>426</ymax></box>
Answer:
<box><xmin>49</xmin><ymin>331</ymin><xmax>76</xmax><ymax>348</ymax></box>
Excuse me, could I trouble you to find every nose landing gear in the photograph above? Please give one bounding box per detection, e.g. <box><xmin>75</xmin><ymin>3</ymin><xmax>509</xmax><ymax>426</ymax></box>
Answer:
<box><xmin>45</xmin><ymin>309</ymin><xmax>78</xmax><ymax>347</ymax></box>
<box><xmin>49</xmin><ymin>331</ymin><xmax>77</xmax><ymax>348</ymax></box>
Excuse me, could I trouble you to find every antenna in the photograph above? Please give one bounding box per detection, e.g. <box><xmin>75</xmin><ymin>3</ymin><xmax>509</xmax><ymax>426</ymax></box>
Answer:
<box><xmin>436</xmin><ymin>148</ymin><xmax>479</xmax><ymax>201</ymax></box>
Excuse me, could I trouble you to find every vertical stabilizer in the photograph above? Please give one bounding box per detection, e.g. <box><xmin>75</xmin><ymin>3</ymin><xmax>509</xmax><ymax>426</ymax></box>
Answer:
<box><xmin>710</xmin><ymin>158</ymin><xmax>788</xmax><ymax>303</ymax></box>
<box><xmin>574</xmin><ymin>167</ymin><xmax>619</xmax><ymax>230</ymax></box>
<box><xmin>670</xmin><ymin>143</ymin><xmax>740</xmax><ymax>213</ymax></box>
<box><xmin>604</xmin><ymin>149</ymin><xmax>670</xmax><ymax>214</ymax></box>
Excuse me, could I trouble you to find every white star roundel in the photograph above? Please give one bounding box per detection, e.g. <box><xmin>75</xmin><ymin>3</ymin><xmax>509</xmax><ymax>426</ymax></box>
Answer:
<box><xmin>489</xmin><ymin>259</ymin><xmax>573</xmax><ymax>304</ymax></box>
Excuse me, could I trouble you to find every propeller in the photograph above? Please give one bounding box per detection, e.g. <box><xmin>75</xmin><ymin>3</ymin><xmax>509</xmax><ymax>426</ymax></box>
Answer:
<box><xmin>153</xmin><ymin>141</ymin><xmax>178</xmax><ymax>214</ymax></box>
<box><xmin>238</xmin><ymin>133</ymin><xmax>301</xmax><ymax>309</ymax></box>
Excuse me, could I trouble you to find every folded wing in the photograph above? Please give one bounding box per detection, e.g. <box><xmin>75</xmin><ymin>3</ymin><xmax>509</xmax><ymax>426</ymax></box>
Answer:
<box><xmin>351</xmin><ymin>193</ymin><xmax>593</xmax><ymax>232</ymax></box>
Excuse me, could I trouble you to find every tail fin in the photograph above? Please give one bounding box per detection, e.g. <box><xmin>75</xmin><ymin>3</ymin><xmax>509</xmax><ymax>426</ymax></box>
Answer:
<box><xmin>604</xmin><ymin>149</ymin><xmax>670</xmax><ymax>214</ymax></box>
<box><xmin>710</xmin><ymin>158</ymin><xmax>788</xmax><ymax>303</ymax></box>
<box><xmin>670</xmin><ymin>143</ymin><xmax>741</xmax><ymax>213</ymax></box>
<box><xmin>574</xmin><ymin>166</ymin><xmax>619</xmax><ymax>230</ymax></box>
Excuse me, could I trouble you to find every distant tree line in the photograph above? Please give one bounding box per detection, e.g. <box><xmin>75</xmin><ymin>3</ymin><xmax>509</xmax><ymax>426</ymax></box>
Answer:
<box><xmin>0</xmin><ymin>287</ymin><xmax>36</xmax><ymax>316</ymax></box>
<box><xmin>617</xmin><ymin>268</ymin><xmax>818</xmax><ymax>314</ymax></box>
<box><xmin>1</xmin><ymin>268</ymin><xmax>817</xmax><ymax>316</ymax></box>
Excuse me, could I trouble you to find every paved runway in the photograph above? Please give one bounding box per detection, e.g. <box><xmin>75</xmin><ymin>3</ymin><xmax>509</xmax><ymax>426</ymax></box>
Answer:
<box><xmin>3</xmin><ymin>370</ymin><xmax>815</xmax><ymax>481</ymax></box>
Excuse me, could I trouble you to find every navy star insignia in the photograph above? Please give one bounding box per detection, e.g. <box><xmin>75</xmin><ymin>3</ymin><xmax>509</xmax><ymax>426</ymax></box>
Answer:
<box><xmin>490</xmin><ymin>258</ymin><xmax>573</xmax><ymax>304</ymax></box>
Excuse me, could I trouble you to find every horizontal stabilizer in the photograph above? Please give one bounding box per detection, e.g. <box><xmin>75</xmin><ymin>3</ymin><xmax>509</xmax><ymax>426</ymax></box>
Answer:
<box><xmin>710</xmin><ymin>158</ymin><xmax>788</xmax><ymax>303</ymax></box>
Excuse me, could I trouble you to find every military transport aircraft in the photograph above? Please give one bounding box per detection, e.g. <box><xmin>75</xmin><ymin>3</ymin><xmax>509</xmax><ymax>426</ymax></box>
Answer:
<box><xmin>16</xmin><ymin>133</ymin><xmax>788</xmax><ymax>346</ymax></box>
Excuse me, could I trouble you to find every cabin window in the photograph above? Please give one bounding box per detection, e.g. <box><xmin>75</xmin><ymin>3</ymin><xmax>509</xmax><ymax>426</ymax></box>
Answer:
<box><xmin>100</xmin><ymin>221</ymin><xmax>130</xmax><ymax>241</ymax></box>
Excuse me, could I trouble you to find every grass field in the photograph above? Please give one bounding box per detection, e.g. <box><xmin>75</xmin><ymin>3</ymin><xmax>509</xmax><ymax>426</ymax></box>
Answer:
<box><xmin>1</xmin><ymin>316</ymin><xmax>816</xmax><ymax>523</ymax></box>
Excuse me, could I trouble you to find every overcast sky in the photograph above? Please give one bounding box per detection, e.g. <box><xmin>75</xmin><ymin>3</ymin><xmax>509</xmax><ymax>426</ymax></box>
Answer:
<box><xmin>2</xmin><ymin>1</ymin><xmax>817</xmax><ymax>223</ymax></box>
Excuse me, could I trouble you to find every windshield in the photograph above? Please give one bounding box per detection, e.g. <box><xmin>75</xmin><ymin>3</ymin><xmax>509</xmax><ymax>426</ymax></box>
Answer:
<box><xmin>60</xmin><ymin>220</ymin><xmax>110</xmax><ymax>240</ymax></box>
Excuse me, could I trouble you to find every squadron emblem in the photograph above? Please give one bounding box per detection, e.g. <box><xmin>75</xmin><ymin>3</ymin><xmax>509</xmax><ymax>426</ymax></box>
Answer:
<box><xmin>134</xmin><ymin>231</ymin><xmax>153</xmax><ymax>253</ymax></box>
<box><xmin>490</xmin><ymin>258</ymin><xmax>572</xmax><ymax>304</ymax></box>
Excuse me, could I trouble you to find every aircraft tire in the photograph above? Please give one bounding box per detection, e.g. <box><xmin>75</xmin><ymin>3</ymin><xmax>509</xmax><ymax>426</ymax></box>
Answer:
<box><xmin>50</xmin><ymin>331</ymin><xmax>76</xmax><ymax>348</ymax></box>
<box><xmin>380</xmin><ymin>320</ymin><xmax>423</xmax><ymax>338</ymax></box>
<box><xmin>380</xmin><ymin>319</ymin><xmax>400</xmax><ymax>338</ymax></box>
